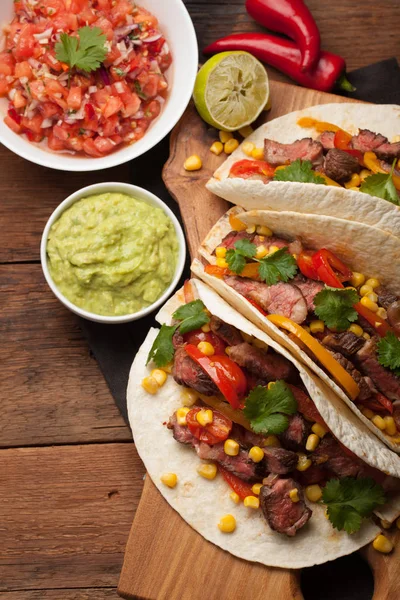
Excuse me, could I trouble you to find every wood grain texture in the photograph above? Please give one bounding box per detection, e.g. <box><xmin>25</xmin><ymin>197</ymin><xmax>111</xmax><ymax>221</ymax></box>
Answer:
<box><xmin>0</xmin><ymin>264</ymin><xmax>130</xmax><ymax>447</ymax></box>
<box><xmin>0</xmin><ymin>444</ymin><xmax>145</xmax><ymax>591</ymax></box>
<box><xmin>3</xmin><ymin>590</ymin><xmax>119</xmax><ymax>600</ymax></box>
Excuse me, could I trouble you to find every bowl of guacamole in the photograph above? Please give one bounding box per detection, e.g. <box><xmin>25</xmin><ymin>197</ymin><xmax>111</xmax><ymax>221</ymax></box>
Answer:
<box><xmin>41</xmin><ymin>183</ymin><xmax>186</xmax><ymax>323</ymax></box>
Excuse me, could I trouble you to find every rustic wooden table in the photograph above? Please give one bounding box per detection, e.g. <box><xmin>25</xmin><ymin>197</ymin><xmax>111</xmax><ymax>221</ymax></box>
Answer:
<box><xmin>1</xmin><ymin>1</ymin><xmax>399</xmax><ymax>598</ymax></box>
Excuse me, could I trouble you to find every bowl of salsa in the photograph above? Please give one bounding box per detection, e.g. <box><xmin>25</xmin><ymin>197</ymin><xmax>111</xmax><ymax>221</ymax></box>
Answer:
<box><xmin>40</xmin><ymin>182</ymin><xmax>186</xmax><ymax>322</ymax></box>
<box><xmin>0</xmin><ymin>0</ymin><xmax>198</xmax><ymax>170</ymax></box>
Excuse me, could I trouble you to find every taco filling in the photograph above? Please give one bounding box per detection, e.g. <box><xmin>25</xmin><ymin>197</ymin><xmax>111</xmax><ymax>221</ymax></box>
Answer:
<box><xmin>145</xmin><ymin>286</ymin><xmax>393</xmax><ymax>538</ymax></box>
<box><xmin>203</xmin><ymin>223</ymin><xmax>400</xmax><ymax>441</ymax></box>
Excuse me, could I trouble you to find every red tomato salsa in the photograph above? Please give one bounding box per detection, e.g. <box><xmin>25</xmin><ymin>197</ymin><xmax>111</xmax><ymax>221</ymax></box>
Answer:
<box><xmin>0</xmin><ymin>0</ymin><xmax>172</xmax><ymax>157</ymax></box>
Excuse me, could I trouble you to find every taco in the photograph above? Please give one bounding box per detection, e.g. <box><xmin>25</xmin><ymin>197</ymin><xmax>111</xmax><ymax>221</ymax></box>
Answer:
<box><xmin>128</xmin><ymin>278</ymin><xmax>400</xmax><ymax>569</ymax></box>
<box><xmin>194</xmin><ymin>206</ymin><xmax>400</xmax><ymax>453</ymax></box>
<box><xmin>207</xmin><ymin>103</ymin><xmax>400</xmax><ymax>238</ymax></box>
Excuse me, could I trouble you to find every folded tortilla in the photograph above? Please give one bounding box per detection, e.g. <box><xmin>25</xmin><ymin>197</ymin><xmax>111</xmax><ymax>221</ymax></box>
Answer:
<box><xmin>127</xmin><ymin>279</ymin><xmax>400</xmax><ymax>568</ymax></box>
<box><xmin>207</xmin><ymin>103</ymin><xmax>400</xmax><ymax>238</ymax></box>
<box><xmin>195</xmin><ymin>206</ymin><xmax>400</xmax><ymax>454</ymax></box>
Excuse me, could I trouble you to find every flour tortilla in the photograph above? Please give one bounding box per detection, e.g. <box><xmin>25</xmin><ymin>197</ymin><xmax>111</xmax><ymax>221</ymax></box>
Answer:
<box><xmin>207</xmin><ymin>103</ymin><xmax>400</xmax><ymax>238</ymax></box>
<box><xmin>195</xmin><ymin>207</ymin><xmax>400</xmax><ymax>453</ymax></box>
<box><xmin>128</xmin><ymin>279</ymin><xmax>384</xmax><ymax>568</ymax></box>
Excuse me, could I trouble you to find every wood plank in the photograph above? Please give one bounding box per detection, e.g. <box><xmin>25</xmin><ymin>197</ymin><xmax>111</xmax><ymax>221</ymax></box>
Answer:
<box><xmin>0</xmin><ymin>264</ymin><xmax>131</xmax><ymax>447</ymax></box>
<box><xmin>0</xmin><ymin>444</ymin><xmax>145</xmax><ymax>591</ymax></box>
<box><xmin>3</xmin><ymin>589</ymin><xmax>118</xmax><ymax>599</ymax></box>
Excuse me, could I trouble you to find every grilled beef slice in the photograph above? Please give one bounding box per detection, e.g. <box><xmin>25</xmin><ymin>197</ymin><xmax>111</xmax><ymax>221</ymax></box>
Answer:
<box><xmin>280</xmin><ymin>413</ymin><xmax>310</xmax><ymax>451</ymax></box>
<box><xmin>260</xmin><ymin>477</ymin><xmax>312</xmax><ymax>536</ymax></box>
<box><xmin>168</xmin><ymin>413</ymin><xmax>197</xmax><ymax>445</ymax></box>
<box><xmin>374</xmin><ymin>142</ymin><xmax>400</xmax><ymax>161</ymax></box>
<box><xmin>331</xmin><ymin>351</ymin><xmax>374</xmax><ymax>401</ymax></box>
<box><xmin>324</xmin><ymin>148</ymin><xmax>360</xmax><ymax>182</ymax></box>
<box><xmin>262</xmin><ymin>447</ymin><xmax>298</xmax><ymax>474</ymax></box>
<box><xmin>172</xmin><ymin>347</ymin><xmax>219</xmax><ymax>396</ymax></box>
<box><xmin>220</xmin><ymin>230</ymin><xmax>287</xmax><ymax>252</ymax></box>
<box><xmin>231</xmin><ymin>423</ymin><xmax>268</xmax><ymax>449</ymax></box>
<box><xmin>228</xmin><ymin>342</ymin><xmax>297</xmax><ymax>382</ymax></box>
<box><xmin>196</xmin><ymin>441</ymin><xmax>265</xmax><ymax>481</ymax></box>
<box><xmin>264</xmin><ymin>138</ymin><xmax>323</xmax><ymax>167</ymax></box>
<box><xmin>317</xmin><ymin>130</ymin><xmax>335</xmax><ymax>150</ymax></box>
<box><xmin>375</xmin><ymin>286</ymin><xmax>398</xmax><ymax>310</ymax></box>
<box><xmin>311</xmin><ymin>436</ymin><xmax>362</xmax><ymax>477</ymax></box>
<box><xmin>356</xmin><ymin>338</ymin><xmax>400</xmax><ymax>402</ymax></box>
<box><xmin>209</xmin><ymin>316</ymin><xmax>243</xmax><ymax>347</ymax></box>
<box><xmin>224</xmin><ymin>275</ymin><xmax>308</xmax><ymax>324</ymax></box>
<box><xmin>322</xmin><ymin>331</ymin><xmax>366</xmax><ymax>357</ymax></box>
<box><xmin>350</xmin><ymin>129</ymin><xmax>387</xmax><ymax>153</ymax></box>
<box><xmin>292</xmin><ymin>274</ymin><xmax>324</xmax><ymax>311</ymax></box>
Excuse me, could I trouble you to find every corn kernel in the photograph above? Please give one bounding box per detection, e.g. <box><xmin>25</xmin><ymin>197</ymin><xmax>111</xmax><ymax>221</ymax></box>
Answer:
<box><xmin>267</xmin><ymin>382</ymin><xmax>276</xmax><ymax>390</ymax></box>
<box><xmin>348</xmin><ymin>324</ymin><xmax>364</xmax><ymax>337</ymax></box>
<box><xmin>303</xmin><ymin>325</ymin><xmax>311</xmax><ymax>333</ymax></box>
<box><xmin>215</xmin><ymin>246</ymin><xmax>227</xmax><ymax>258</ymax></box>
<box><xmin>197</xmin><ymin>409</ymin><xmax>213</xmax><ymax>427</ymax></box>
<box><xmin>244</xmin><ymin>495</ymin><xmax>260</xmax><ymax>509</ymax></box>
<box><xmin>396</xmin><ymin>516</ymin><xmax>400</xmax><ymax>529</ymax></box>
<box><xmin>376</xmin><ymin>307</ymin><xmax>388</xmax><ymax>320</ymax></box>
<box><xmin>263</xmin><ymin>435</ymin><xmax>281</xmax><ymax>448</ymax></box>
<box><xmin>347</xmin><ymin>186</ymin><xmax>360</xmax><ymax>192</ymax></box>
<box><xmin>197</xmin><ymin>463</ymin><xmax>218</xmax><ymax>480</ymax></box>
<box><xmin>311</xmin><ymin>423</ymin><xmax>328</xmax><ymax>438</ymax></box>
<box><xmin>351</xmin><ymin>272</ymin><xmax>365</xmax><ymax>288</ymax></box>
<box><xmin>246</xmin><ymin>225</ymin><xmax>256</xmax><ymax>234</ymax></box>
<box><xmin>224</xmin><ymin>139</ymin><xmax>240</xmax><ymax>154</ymax></box>
<box><xmin>197</xmin><ymin>341</ymin><xmax>215</xmax><ymax>356</ymax></box>
<box><xmin>141</xmin><ymin>376</ymin><xmax>159</xmax><ymax>395</ymax></box>
<box><xmin>224</xmin><ymin>438</ymin><xmax>239</xmax><ymax>456</ymax></box>
<box><xmin>184</xmin><ymin>155</ymin><xmax>202</xmax><ymax>171</ymax></box>
<box><xmin>251</xmin><ymin>147</ymin><xmax>264</xmax><ymax>160</ymax></box>
<box><xmin>360</xmin><ymin>296</ymin><xmax>379</xmax><ymax>313</ymax></box>
<box><xmin>219</xmin><ymin>131</ymin><xmax>233</xmax><ymax>144</ymax></box>
<box><xmin>230</xmin><ymin>491</ymin><xmax>240</xmax><ymax>504</ymax></box>
<box><xmin>252</xmin><ymin>483</ymin><xmax>263</xmax><ymax>495</ymax></box>
<box><xmin>384</xmin><ymin>416</ymin><xmax>397</xmax><ymax>436</ymax></box>
<box><xmin>238</xmin><ymin>125</ymin><xmax>254</xmax><ymax>138</ymax></box>
<box><xmin>242</xmin><ymin>141</ymin><xmax>255</xmax><ymax>156</ymax></box>
<box><xmin>360</xmin><ymin>169</ymin><xmax>372</xmax><ymax>181</ymax></box>
<box><xmin>289</xmin><ymin>488</ymin><xmax>300</xmax><ymax>502</ymax></box>
<box><xmin>201</xmin><ymin>323</ymin><xmax>211</xmax><ymax>333</ymax></box>
<box><xmin>151</xmin><ymin>369</ymin><xmax>167</xmax><ymax>387</ymax></box>
<box><xmin>225</xmin><ymin>346</ymin><xmax>232</xmax><ymax>356</ymax></box>
<box><xmin>306</xmin><ymin>434</ymin><xmax>320</xmax><ymax>452</ymax></box>
<box><xmin>216</xmin><ymin>257</ymin><xmax>228</xmax><ymax>268</ymax></box>
<box><xmin>297</xmin><ymin>453</ymin><xmax>312</xmax><ymax>471</ymax></box>
<box><xmin>372</xmin><ymin>414</ymin><xmax>386</xmax><ymax>430</ymax></box>
<box><xmin>252</xmin><ymin>338</ymin><xmax>268</xmax><ymax>350</ymax></box>
<box><xmin>161</xmin><ymin>473</ymin><xmax>177</xmax><ymax>488</ymax></box>
<box><xmin>373</xmin><ymin>534</ymin><xmax>393</xmax><ymax>554</ymax></box>
<box><xmin>268</xmin><ymin>245</ymin><xmax>280</xmax><ymax>255</ymax></box>
<box><xmin>181</xmin><ymin>388</ymin><xmax>198</xmax><ymax>407</ymax></box>
<box><xmin>381</xmin><ymin>519</ymin><xmax>392</xmax><ymax>530</ymax></box>
<box><xmin>255</xmin><ymin>245</ymin><xmax>268</xmax><ymax>259</ymax></box>
<box><xmin>162</xmin><ymin>362</ymin><xmax>173</xmax><ymax>374</ymax></box>
<box><xmin>305</xmin><ymin>484</ymin><xmax>322</xmax><ymax>502</ymax></box>
<box><xmin>344</xmin><ymin>173</ymin><xmax>361</xmax><ymax>188</ymax></box>
<box><xmin>367</xmin><ymin>292</ymin><xmax>378</xmax><ymax>303</ymax></box>
<box><xmin>363</xmin><ymin>332</ymin><xmax>371</xmax><ymax>340</ymax></box>
<box><xmin>361</xmin><ymin>408</ymin><xmax>374</xmax><ymax>419</ymax></box>
<box><xmin>365</xmin><ymin>278</ymin><xmax>380</xmax><ymax>289</ymax></box>
<box><xmin>360</xmin><ymin>284</ymin><xmax>373</xmax><ymax>297</ymax></box>
<box><xmin>176</xmin><ymin>407</ymin><xmax>190</xmax><ymax>426</ymax></box>
<box><xmin>256</xmin><ymin>225</ymin><xmax>273</xmax><ymax>237</ymax></box>
<box><xmin>218</xmin><ymin>514</ymin><xmax>236</xmax><ymax>533</ymax></box>
<box><xmin>210</xmin><ymin>141</ymin><xmax>224</xmax><ymax>156</ymax></box>
<box><xmin>249</xmin><ymin>446</ymin><xmax>264</xmax><ymax>463</ymax></box>
<box><xmin>310</xmin><ymin>320</ymin><xmax>325</xmax><ymax>334</ymax></box>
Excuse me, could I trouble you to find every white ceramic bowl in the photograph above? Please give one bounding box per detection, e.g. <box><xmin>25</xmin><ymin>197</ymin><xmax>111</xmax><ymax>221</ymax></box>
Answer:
<box><xmin>41</xmin><ymin>182</ymin><xmax>187</xmax><ymax>323</ymax></box>
<box><xmin>0</xmin><ymin>0</ymin><xmax>198</xmax><ymax>171</ymax></box>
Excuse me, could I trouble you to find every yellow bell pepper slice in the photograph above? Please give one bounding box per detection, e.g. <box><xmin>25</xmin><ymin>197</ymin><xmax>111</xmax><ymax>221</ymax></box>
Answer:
<box><xmin>199</xmin><ymin>394</ymin><xmax>252</xmax><ymax>431</ymax></box>
<box><xmin>266</xmin><ymin>314</ymin><xmax>360</xmax><ymax>401</ymax></box>
<box><xmin>316</xmin><ymin>172</ymin><xmax>342</xmax><ymax>187</ymax></box>
<box><xmin>363</xmin><ymin>152</ymin><xmax>400</xmax><ymax>191</ymax></box>
<box><xmin>229</xmin><ymin>212</ymin><xmax>247</xmax><ymax>232</ymax></box>
<box><xmin>297</xmin><ymin>117</ymin><xmax>343</xmax><ymax>134</ymax></box>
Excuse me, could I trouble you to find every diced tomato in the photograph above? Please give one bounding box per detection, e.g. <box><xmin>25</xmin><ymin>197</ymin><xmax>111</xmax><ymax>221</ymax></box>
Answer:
<box><xmin>110</xmin><ymin>0</ymin><xmax>134</xmax><ymax>26</ymax></box>
<box><xmin>93</xmin><ymin>17</ymin><xmax>114</xmax><ymax>41</ymax></box>
<box><xmin>144</xmin><ymin>99</ymin><xmax>161</xmax><ymax>119</ymax></box>
<box><xmin>13</xmin><ymin>90</ymin><xmax>27</xmax><ymax>109</ymax></box>
<box><xmin>93</xmin><ymin>136</ymin><xmax>116</xmax><ymax>155</ymax></box>
<box><xmin>102</xmin><ymin>114</ymin><xmax>119</xmax><ymax>137</ymax></box>
<box><xmin>53</xmin><ymin>124</ymin><xmax>69</xmax><ymax>141</ymax></box>
<box><xmin>96</xmin><ymin>0</ymin><xmax>111</xmax><ymax>10</ymax></box>
<box><xmin>103</xmin><ymin>95</ymin><xmax>124</xmax><ymax>118</ymax></box>
<box><xmin>78</xmin><ymin>7</ymin><xmax>97</xmax><ymax>25</ymax></box>
<box><xmin>147</xmin><ymin>37</ymin><xmax>166</xmax><ymax>55</ymax></box>
<box><xmin>288</xmin><ymin>384</ymin><xmax>326</xmax><ymax>426</ymax></box>
<box><xmin>138</xmin><ymin>72</ymin><xmax>159</xmax><ymax>98</ymax></box>
<box><xmin>83</xmin><ymin>137</ymin><xmax>104</xmax><ymax>157</ymax></box>
<box><xmin>218</xmin><ymin>466</ymin><xmax>254</xmax><ymax>499</ymax></box>
<box><xmin>66</xmin><ymin>136</ymin><xmax>84</xmax><ymax>152</ymax></box>
<box><xmin>25</xmin><ymin>131</ymin><xmax>44</xmax><ymax>143</ymax></box>
<box><xmin>44</xmin><ymin>79</ymin><xmax>67</xmax><ymax>99</ymax></box>
<box><xmin>67</xmin><ymin>86</ymin><xmax>82</xmax><ymax>110</ymax></box>
<box><xmin>39</xmin><ymin>102</ymin><xmax>61</xmax><ymax>119</ymax></box>
<box><xmin>134</xmin><ymin>9</ymin><xmax>158</xmax><ymax>28</ymax></box>
<box><xmin>29</xmin><ymin>80</ymin><xmax>47</xmax><ymax>100</ymax></box>
<box><xmin>14</xmin><ymin>24</ymin><xmax>36</xmax><ymax>60</ymax></box>
<box><xmin>52</xmin><ymin>12</ymin><xmax>78</xmax><ymax>31</ymax></box>
<box><xmin>229</xmin><ymin>159</ymin><xmax>275</xmax><ymax>180</ymax></box>
<box><xmin>21</xmin><ymin>114</ymin><xmax>44</xmax><ymax>135</ymax></box>
<box><xmin>0</xmin><ymin>77</ymin><xmax>10</xmax><ymax>98</ymax></box>
<box><xmin>39</xmin><ymin>0</ymin><xmax>66</xmax><ymax>16</ymax></box>
<box><xmin>14</xmin><ymin>61</ymin><xmax>33</xmax><ymax>80</ymax></box>
<box><xmin>186</xmin><ymin>407</ymin><xmax>232</xmax><ymax>445</ymax></box>
<box><xmin>70</xmin><ymin>0</ymin><xmax>89</xmax><ymax>12</ymax></box>
<box><xmin>47</xmin><ymin>132</ymin><xmax>66</xmax><ymax>151</ymax></box>
<box><xmin>0</xmin><ymin>52</ymin><xmax>15</xmax><ymax>76</ymax></box>
<box><xmin>184</xmin><ymin>331</ymin><xmax>226</xmax><ymax>356</ymax></box>
<box><xmin>4</xmin><ymin>114</ymin><xmax>21</xmax><ymax>133</ymax></box>
<box><xmin>121</xmin><ymin>92</ymin><xmax>141</xmax><ymax>117</ymax></box>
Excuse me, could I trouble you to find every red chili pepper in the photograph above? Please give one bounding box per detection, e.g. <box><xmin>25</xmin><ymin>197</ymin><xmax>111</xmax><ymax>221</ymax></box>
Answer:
<box><xmin>311</xmin><ymin>249</ymin><xmax>352</xmax><ymax>288</ymax></box>
<box><xmin>245</xmin><ymin>0</ymin><xmax>320</xmax><ymax>72</ymax></box>
<box><xmin>203</xmin><ymin>33</ymin><xmax>355</xmax><ymax>93</ymax></box>
<box><xmin>218</xmin><ymin>465</ymin><xmax>255</xmax><ymax>499</ymax></box>
<box><xmin>354</xmin><ymin>302</ymin><xmax>393</xmax><ymax>337</ymax></box>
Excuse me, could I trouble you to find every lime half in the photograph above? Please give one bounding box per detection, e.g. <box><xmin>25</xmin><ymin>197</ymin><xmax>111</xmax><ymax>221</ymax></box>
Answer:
<box><xmin>193</xmin><ymin>51</ymin><xmax>269</xmax><ymax>132</ymax></box>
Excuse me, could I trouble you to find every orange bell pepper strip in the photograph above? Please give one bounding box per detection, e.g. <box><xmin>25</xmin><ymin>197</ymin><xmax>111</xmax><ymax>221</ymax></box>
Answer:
<box><xmin>363</xmin><ymin>152</ymin><xmax>400</xmax><ymax>191</ymax></box>
<box><xmin>229</xmin><ymin>213</ymin><xmax>247</xmax><ymax>232</ymax></box>
<box><xmin>266</xmin><ymin>314</ymin><xmax>360</xmax><ymax>401</ymax></box>
<box><xmin>204</xmin><ymin>264</ymin><xmax>229</xmax><ymax>279</ymax></box>
<box><xmin>297</xmin><ymin>117</ymin><xmax>343</xmax><ymax>134</ymax></box>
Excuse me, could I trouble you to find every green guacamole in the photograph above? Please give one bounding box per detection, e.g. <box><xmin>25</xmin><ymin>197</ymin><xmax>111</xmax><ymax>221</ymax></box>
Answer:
<box><xmin>47</xmin><ymin>192</ymin><xmax>179</xmax><ymax>316</ymax></box>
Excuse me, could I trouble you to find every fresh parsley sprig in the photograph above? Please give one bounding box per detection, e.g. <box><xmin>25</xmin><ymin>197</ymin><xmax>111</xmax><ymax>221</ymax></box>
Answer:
<box><xmin>377</xmin><ymin>332</ymin><xmax>400</xmax><ymax>377</ymax></box>
<box><xmin>243</xmin><ymin>381</ymin><xmax>297</xmax><ymax>434</ymax></box>
<box><xmin>146</xmin><ymin>300</ymin><xmax>210</xmax><ymax>367</ymax></box>
<box><xmin>226</xmin><ymin>240</ymin><xmax>298</xmax><ymax>286</ymax></box>
<box><xmin>314</xmin><ymin>287</ymin><xmax>359</xmax><ymax>331</ymax></box>
<box><xmin>55</xmin><ymin>26</ymin><xmax>107</xmax><ymax>74</ymax></box>
<box><xmin>273</xmin><ymin>159</ymin><xmax>327</xmax><ymax>185</ymax></box>
<box><xmin>360</xmin><ymin>160</ymin><xmax>399</xmax><ymax>205</ymax></box>
<box><xmin>323</xmin><ymin>477</ymin><xmax>386</xmax><ymax>534</ymax></box>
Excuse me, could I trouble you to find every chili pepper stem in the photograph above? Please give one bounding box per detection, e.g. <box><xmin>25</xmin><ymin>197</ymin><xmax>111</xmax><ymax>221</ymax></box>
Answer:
<box><xmin>336</xmin><ymin>73</ymin><xmax>356</xmax><ymax>93</ymax></box>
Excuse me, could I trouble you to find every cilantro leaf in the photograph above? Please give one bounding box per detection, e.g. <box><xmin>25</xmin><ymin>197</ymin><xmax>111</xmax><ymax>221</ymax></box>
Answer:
<box><xmin>314</xmin><ymin>287</ymin><xmax>359</xmax><ymax>331</ymax></box>
<box><xmin>225</xmin><ymin>239</ymin><xmax>257</xmax><ymax>274</ymax></box>
<box><xmin>55</xmin><ymin>26</ymin><xmax>107</xmax><ymax>73</ymax></box>
<box><xmin>146</xmin><ymin>325</ymin><xmax>176</xmax><ymax>368</ymax></box>
<box><xmin>243</xmin><ymin>381</ymin><xmax>297</xmax><ymax>434</ymax></box>
<box><xmin>273</xmin><ymin>159</ymin><xmax>327</xmax><ymax>185</ymax></box>
<box><xmin>258</xmin><ymin>247</ymin><xmax>298</xmax><ymax>286</ymax></box>
<box><xmin>377</xmin><ymin>332</ymin><xmax>400</xmax><ymax>376</ymax></box>
<box><xmin>360</xmin><ymin>170</ymin><xmax>399</xmax><ymax>206</ymax></box>
<box><xmin>234</xmin><ymin>239</ymin><xmax>257</xmax><ymax>258</ymax></box>
<box><xmin>323</xmin><ymin>477</ymin><xmax>386</xmax><ymax>534</ymax></box>
<box><xmin>173</xmin><ymin>300</ymin><xmax>210</xmax><ymax>334</ymax></box>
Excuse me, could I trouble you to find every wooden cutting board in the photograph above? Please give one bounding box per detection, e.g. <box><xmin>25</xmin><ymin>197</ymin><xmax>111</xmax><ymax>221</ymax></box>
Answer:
<box><xmin>118</xmin><ymin>80</ymin><xmax>400</xmax><ymax>600</ymax></box>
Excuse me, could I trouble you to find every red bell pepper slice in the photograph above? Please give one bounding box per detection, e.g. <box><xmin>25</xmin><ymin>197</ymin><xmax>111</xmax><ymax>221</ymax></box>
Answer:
<box><xmin>297</xmin><ymin>251</ymin><xmax>319</xmax><ymax>280</ymax></box>
<box><xmin>229</xmin><ymin>159</ymin><xmax>275</xmax><ymax>179</ymax></box>
<box><xmin>375</xmin><ymin>393</ymin><xmax>394</xmax><ymax>414</ymax></box>
<box><xmin>334</xmin><ymin>130</ymin><xmax>363</xmax><ymax>162</ymax></box>
<box><xmin>312</xmin><ymin>249</ymin><xmax>352</xmax><ymax>288</ymax></box>
<box><xmin>247</xmin><ymin>297</ymin><xmax>268</xmax><ymax>316</ymax></box>
<box><xmin>218</xmin><ymin>465</ymin><xmax>255</xmax><ymax>499</ymax></box>
<box><xmin>354</xmin><ymin>302</ymin><xmax>393</xmax><ymax>337</ymax></box>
